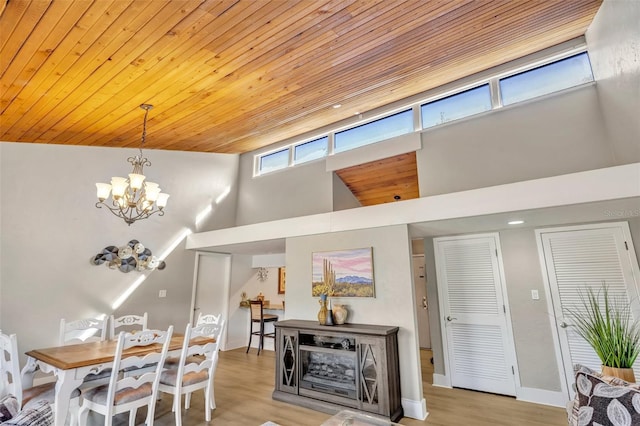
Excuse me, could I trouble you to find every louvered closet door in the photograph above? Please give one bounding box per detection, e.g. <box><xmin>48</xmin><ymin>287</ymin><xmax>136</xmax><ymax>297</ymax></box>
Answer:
<box><xmin>540</xmin><ymin>224</ymin><xmax>640</xmax><ymax>388</ymax></box>
<box><xmin>435</xmin><ymin>235</ymin><xmax>516</xmax><ymax>396</ymax></box>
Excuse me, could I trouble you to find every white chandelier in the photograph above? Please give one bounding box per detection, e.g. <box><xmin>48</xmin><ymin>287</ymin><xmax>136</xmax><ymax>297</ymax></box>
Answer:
<box><xmin>95</xmin><ymin>104</ymin><xmax>169</xmax><ymax>226</ymax></box>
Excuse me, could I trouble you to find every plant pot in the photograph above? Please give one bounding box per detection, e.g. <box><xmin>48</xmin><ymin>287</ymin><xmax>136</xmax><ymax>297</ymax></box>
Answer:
<box><xmin>601</xmin><ymin>365</ymin><xmax>636</xmax><ymax>383</ymax></box>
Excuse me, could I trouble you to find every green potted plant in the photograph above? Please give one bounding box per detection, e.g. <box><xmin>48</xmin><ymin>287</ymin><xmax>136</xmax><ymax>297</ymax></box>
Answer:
<box><xmin>568</xmin><ymin>284</ymin><xmax>640</xmax><ymax>382</ymax></box>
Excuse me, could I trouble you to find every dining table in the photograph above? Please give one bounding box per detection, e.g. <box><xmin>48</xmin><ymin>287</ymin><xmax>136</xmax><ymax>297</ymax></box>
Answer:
<box><xmin>21</xmin><ymin>333</ymin><xmax>211</xmax><ymax>426</ymax></box>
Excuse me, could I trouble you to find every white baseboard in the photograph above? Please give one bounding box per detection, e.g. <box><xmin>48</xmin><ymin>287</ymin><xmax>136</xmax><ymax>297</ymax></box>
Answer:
<box><xmin>432</xmin><ymin>373</ymin><xmax>451</xmax><ymax>388</ymax></box>
<box><xmin>224</xmin><ymin>338</ymin><xmax>249</xmax><ymax>351</ymax></box>
<box><xmin>224</xmin><ymin>338</ymin><xmax>276</xmax><ymax>352</ymax></box>
<box><xmin>401</xmin><ymin>398</ymin><xmax>428</xmax><ymax>420</ymax></box>
<box><xmin>516</xmin><ymin>387</ymin><xmax>568</xmax><ymax>408</ymax></box>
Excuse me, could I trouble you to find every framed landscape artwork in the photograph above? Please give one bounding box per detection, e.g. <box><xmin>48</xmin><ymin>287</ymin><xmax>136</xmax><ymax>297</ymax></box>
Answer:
<box><xmin>312</xmin><ymin>247</ymin><xmax>374</xmax><ymax>297</ymax></box>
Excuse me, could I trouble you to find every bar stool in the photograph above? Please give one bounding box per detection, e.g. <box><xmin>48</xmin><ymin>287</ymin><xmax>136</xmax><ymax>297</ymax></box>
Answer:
<box><xmin>246</xmin><ymin>300</ymin><xmax>278</xmax><ymax>355</ymax></box>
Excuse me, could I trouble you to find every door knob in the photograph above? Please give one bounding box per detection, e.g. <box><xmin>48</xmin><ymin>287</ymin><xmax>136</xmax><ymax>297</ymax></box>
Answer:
<box><xmin>560</xmin><ymin>322</ymin><xmax>568</xmax><ymax>328</ymax></box>
<box><xmin>446</xmin><ymin>316</ymin><xmax>457</xmax><ymax>322</ymax></box>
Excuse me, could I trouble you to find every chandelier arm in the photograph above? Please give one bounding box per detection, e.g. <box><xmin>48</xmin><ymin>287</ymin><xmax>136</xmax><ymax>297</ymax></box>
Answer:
<box><xmin>95</xmin><ymin>199</ymin><xmax>162</xmax><ymax>226</ymax></box>
<box><xmin>95</xmin><ymin>201</ymin><xmax>134</xmax><ymax>223</ymax></box>
<box><xmin>124</xmin><ymin>206</ymin><xmax>165</xmax><ymax>224</ymax></box>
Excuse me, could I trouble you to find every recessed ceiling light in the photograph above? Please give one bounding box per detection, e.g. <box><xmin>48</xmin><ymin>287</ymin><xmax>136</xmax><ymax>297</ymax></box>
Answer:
<box><xmin>508</xmin><ymin>220</ymin><xmax>525</xmax><ymax>225</ymax></box>
<box><xmin>332</xmin><ymin>104</ymin><xmax>341</xmax><ymax>109</ymax></box>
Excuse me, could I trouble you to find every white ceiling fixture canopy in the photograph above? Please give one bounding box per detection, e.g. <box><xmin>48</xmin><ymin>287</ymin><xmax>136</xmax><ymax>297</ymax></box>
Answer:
<box><xmin>95</xmin><ymin>104</ymin><xmax>170</xmax><ymax>226</ymax></box>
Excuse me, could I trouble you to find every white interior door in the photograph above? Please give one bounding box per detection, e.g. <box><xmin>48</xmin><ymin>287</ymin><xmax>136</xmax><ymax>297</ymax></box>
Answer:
<box><xmin>537</xmin><ymin>222</ymin><xmax>640</xmax><ymax>394</ymax></box>
<box><xmin>435</xmin><ymin>233</ymin><xmax>517</xmax><ymax>396</ymax></box>
<box><xmin>413</xmin><ymin>255</ymin><xmax>431</xmax><ymax>349</ymax></box>
<box><xmin>190</xmin><ymin>252</ymin><xmax>231</xmax><ymax>346</ymax></box>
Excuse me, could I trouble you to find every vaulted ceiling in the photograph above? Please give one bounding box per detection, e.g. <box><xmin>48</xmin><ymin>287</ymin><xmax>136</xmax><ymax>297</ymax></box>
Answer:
<box><xmin>1</xmin><ymin>0</ymin><xmax>602</xmax><ymax>204</ymax></box>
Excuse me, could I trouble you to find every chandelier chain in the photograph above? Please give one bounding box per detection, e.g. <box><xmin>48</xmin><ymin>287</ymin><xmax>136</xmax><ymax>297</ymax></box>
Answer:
<box><xmin>139</xmin><ymin>104</ymin><xmax>153</xmax><ymax>156</ymax></box>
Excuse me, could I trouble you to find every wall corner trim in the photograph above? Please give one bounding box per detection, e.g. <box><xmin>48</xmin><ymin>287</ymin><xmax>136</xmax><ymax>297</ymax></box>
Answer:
<box><xmin>432</xmin><ymin>373</ymin><xmax>451</xmax><ymax>388</ymax></box>
<box><xmin>516</xmin><ymin>387</ymin><xmax>568</xmax><ymax>408</ymax></box>
<box><xmin>401</xmin><ymin>397</ymin><xmax>428</xmax><ymax>420</ymax></box>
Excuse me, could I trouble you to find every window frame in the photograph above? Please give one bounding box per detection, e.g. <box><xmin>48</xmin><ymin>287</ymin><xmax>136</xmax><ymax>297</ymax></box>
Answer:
<box><xmin>254</xmin><ymin>44</ymin><xmax>593</xmax><ymax>177</ymax></box>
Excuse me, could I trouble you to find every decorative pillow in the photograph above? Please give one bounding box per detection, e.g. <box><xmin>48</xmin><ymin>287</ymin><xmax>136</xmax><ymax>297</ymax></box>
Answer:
<box><xmin>2</xmin><ymin>401</ymin><xmax>53</xmax><ymax>426</ymax></box>
<box><xmin>0</xmin><ymin>394</ymin><xmax>20</xmax><ymax>422</ymax></box>
<box><xmin>570</xmin><ymin>365</ymin><xmax>640</xmax><ymax>426</ymax></box>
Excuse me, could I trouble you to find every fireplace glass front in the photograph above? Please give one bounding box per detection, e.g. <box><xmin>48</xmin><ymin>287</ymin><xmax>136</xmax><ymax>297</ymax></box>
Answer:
<box><xmin>299</xmin><ymin>333</ymin><xmax>357</xmax><ymax>400</ymax></box>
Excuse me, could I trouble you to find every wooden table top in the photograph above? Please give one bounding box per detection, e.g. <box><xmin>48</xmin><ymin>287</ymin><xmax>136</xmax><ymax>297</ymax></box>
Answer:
<box><xmin>240</xmin><ymin>303</ymin><xmax>284</xmax><ymax>310</ymax></box>
<box><xmin>25</xmin><ymin>334</ymin><xmax>211</xmax><ymax>370</ymax></box>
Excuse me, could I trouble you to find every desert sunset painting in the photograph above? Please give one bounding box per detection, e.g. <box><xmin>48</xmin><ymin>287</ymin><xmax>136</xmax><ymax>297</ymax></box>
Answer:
<box><xmin>312</xmin><ymin>247</ymin><xmax>374</xmax><ymax>297</ymax></box>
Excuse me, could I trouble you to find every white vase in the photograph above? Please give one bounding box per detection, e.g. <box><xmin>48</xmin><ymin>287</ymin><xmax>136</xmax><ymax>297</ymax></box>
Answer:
<box><xmin>332</xmin><ymin>304</ymin><xmax>348</xmax><ymax>325</ymax></box>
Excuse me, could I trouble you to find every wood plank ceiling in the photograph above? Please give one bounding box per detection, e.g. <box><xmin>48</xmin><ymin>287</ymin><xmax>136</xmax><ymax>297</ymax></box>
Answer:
<box><xmin>1</xmin><ymin>0</ymin><xmax>602</xmax><ymax>205</ymax></box>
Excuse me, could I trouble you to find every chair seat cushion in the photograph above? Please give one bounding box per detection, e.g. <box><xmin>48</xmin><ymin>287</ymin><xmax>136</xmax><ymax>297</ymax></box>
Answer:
<box><xmin>2</xmin><ymin>401</ymin><xmax>53</xmax><ymax>426</ymax></box>
<box><xmin>82</xmin><ymin>383</ymin><xmax>152</xmax><ymax>406</ymax></box>
<box><xmin>0</xmin><ymin>394</ymin><xmax>20</xmax><ymax>422</ymax></box>
<box><xmin>164</xmin><ymin>355</ymin><xmax>205</xmax><ymax>368</ymax></box>
<box><xmin>122</xmin><ymin>363</ymin><xmax>157</xmax><ymax>373</ymax></box>
<box><xmin>83</xmin><ymin>368</ymin><xmax>112</xmax><ymax>381</ymax></box>
<box><xmin>160</xmin><ymin>368</ymin><xmax>208</xmax><ymax>387</ymax></box>
<box><xmin>569</xmin><ymin>365</ymin><xmax>640</xmax><ymax>426</ymax></box>
<box><xmin>22</xmin><ymin>383</ymin><xmax>80</xmax><ymax>409</ymax></box>
<box><xmin>252</xmin><ymin>314</ymin><xmax>278</xmax><ymax>322</ymax></box>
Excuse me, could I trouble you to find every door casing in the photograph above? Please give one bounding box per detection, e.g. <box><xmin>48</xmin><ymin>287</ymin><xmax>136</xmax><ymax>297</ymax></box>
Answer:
<box><xmin>535</xmin><ymin>221</ymin><xmax>640</xmax><ymax>400</ymax></box>
<box><xmin>434</xmin><ymin>232</ymin><xmax>521</xmax><ymax>394</ymax></box>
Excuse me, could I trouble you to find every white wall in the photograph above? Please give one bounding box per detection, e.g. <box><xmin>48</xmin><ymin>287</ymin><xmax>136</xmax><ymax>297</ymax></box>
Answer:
<box><xmin>0</xmin><ymin>142</ymin><xmax>239</xmax><ymax>361</ymax></box>
<box><xmin>226</xmin><ymin>254</ymin><xmax>254</xmax><ymax>349</ymax></box>
<box><xmin>284</xmin><ymin>225</ymin><xmax>424</xmax><ymax>412</ymax></box>
<box><xmin>332</xmin><ymin>173</ymin><xmax>361</xmax><ymax>211</ymax></box>
<box><xmin>417</xmin><ymin>85</ymin><xmax>613</xmax><ymax>196</ymax></box>
<box><xmin>499</xmin><ymin>229</ymin><xmax>563</xmax><ymax>392</ymax></box>
<box><xmin>235</xmin><ymin>153</ymin><xmax>334</xmax><ymax>226</ymax></box>
<box><xmin>587</xmin><ymin>0</ymin><xmax>640</xmax><ymax>164</ymax></box>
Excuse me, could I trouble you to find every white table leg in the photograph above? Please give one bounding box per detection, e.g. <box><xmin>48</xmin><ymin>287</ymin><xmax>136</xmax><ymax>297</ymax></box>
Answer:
<box><xmin>54</xmin><ymin>369</ymin><xmax>83</xmax><ymax>426</ymax></box>
<box><xmin>20</xmin><ymin>356</ymin><xmax>38</xmax><ymax>389</ymax></box>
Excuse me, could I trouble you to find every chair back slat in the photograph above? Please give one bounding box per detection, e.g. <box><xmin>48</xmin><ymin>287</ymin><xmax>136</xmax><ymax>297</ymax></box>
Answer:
<box><xmin>109</xmin><ymin>313</ymin><xmax>148</xmax><ymax>339</ymax></box>
<box><xmin>60</xmin><ymin>316</ymin><xmax>108</xmax><ymax>345</ymax></box>
<box><xmin>196</xmin><ymin>313</ymin><xmax>221</xmax><ymax>326</ymax></box>
<box><xmin>249</xmin><ymin>300</ymin><xmax>264</xmax><ymax>321</ymax></box>
<box><xmin>0</xmin><ymin>331</ymin><xmax>23</xmax><ymax>405</ymax></box>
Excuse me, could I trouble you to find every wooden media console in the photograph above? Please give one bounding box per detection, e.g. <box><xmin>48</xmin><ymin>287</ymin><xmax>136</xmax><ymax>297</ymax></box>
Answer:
<box><xmin>272</xmin><ymin>320</ymin><xmax>403</xmax><ymax>422</ymax></box>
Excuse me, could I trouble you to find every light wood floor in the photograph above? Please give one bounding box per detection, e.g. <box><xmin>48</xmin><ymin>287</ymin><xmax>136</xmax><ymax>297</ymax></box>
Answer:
<box><xmin>104</xmin><ymin>348</ymin><xmax>567</xmax><ymax>425</ymax></box>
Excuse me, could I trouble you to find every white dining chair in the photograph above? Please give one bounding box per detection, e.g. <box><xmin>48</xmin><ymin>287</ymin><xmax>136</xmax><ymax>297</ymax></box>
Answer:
<box><xmin>159</xmin><ymin>321</ymin><xmax>225</xmax><ymax>426</ymax></box>
<box><xmin>1</xmin><ymin>330</ymin><xmax>80</xmax><ymax>424</ymax></box>
<box><xmin>78</xmin><ymin>326</ymin><xmax>174</xmax><ymax>426</ymax></box>
<box><xmin>164</xmin><ymin>313</ymin><xmax>222</xmax><ymax>370</ymax></box>
<box><xmin>59</xmin><ymin>316</ymin><xmax>108</xmax><ymax>345</ymax></box>
<box><xmin>111</xmin><ymin>313</ymin><xmax>155</xmax><ymax>378</ymax></box>
<box><xmin>60</xmin><ymin>316</ymin><xmax>112</xmax><ymax>384</ymax></box>
<box><xmin>109</xmin><ymin>313</ymin><xmax>148</xmax><ymax>340</ymax></box>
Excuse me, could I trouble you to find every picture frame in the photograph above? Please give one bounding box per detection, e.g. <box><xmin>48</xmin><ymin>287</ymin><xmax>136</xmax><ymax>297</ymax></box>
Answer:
<box><xmin>278</xmin><ymin>267</ymin><xmax>286</xmax><ymax>294</ymax></box>
<box><xmin>312</xmin><ymin>247</ymin><xmax>374</xmax><ymax>297</ymax></box>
